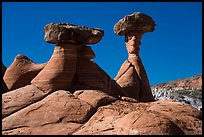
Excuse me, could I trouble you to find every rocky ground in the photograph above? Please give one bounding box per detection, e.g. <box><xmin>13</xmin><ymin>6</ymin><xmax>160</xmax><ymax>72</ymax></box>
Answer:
<box><xmin>2</xmin><ymin>88</ymin><xmax>202</xmax><ymax>135</ymax></box>
<box><xmin>151</xmin><ymin>74</ymin><xmax>202</xmax><ymax>110</ymax></box>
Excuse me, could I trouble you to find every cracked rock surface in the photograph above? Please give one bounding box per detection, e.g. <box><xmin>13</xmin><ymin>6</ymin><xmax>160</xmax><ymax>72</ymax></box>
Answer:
<box><xmin>74</xmin><ymin>100</ymin><xmax>202</xmax><ymax>135</ymax></box>
<box><xmin>114</xmin><ymin>12</ymin><xmax>156</xmax><ymax>35</ymax></box>
<box><xmin>44</xmin><ymin>23</ymin><xmax>104</xmax><ymax>44</ymax></box>
<box><xmin>2</xmin><ymin>84</ymin><xmax>202</xmax><ymax>135</ymax></box>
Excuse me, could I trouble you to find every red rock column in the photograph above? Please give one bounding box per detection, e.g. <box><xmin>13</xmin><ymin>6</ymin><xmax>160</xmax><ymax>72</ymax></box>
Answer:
<box><xmin>114</xmin><ymin>12</ymin><xmax>156</xmax><ymax>102</ymax></box>
<box><xmin>128</xmin><ymin>54</ymin><xmax>155</xmax><ymax>102</ymax></box>
<box><xmin>31</xmin><ymin>44</ymin><xmax>79</xmax><ymax>91</ymax></box>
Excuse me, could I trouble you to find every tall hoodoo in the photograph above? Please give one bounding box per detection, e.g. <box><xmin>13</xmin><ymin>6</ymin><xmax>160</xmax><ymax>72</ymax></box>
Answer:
<box><xmin>114</xmin><ymin>12</ymin><xmax>156</xmax><ymax>102</ymax></box>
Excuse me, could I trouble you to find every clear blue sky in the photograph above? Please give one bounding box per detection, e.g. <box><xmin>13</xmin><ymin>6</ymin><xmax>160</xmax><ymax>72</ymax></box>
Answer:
<box><xmin>2</xmin><ymin>2</ymin><xmax>202</xmax><ymax>85</ymax></box>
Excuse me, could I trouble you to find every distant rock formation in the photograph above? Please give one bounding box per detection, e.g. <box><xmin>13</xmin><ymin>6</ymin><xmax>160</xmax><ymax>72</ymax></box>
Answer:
<box><xmin>151</xmin><ymin>74</ymin><xmax>202</xmax><ymax>90</ymax></box>
<box><xmin>2</xmin><ymin>20</ymin><xmax>202</xmax><ymax>135</ymax></box>
<box><xmin>114</xmin><ymin>12</ymin><xmax>155</xmax><ymax>102</ymax></box>
<box><xmin>151</xmin><ymin>74</ymin><xmax>202</xmax><ymax>110</ymax></box>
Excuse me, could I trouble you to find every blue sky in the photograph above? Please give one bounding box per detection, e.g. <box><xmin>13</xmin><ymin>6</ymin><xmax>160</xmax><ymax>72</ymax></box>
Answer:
<box><xmin>2</xmin><ymin>2</ymin><xmax>202</xmax><ymax>85</ymax></box>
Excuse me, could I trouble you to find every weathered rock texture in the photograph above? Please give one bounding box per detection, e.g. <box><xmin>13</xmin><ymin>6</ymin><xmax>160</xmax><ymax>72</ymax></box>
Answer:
<box><xmin>32</xmin><ymin>22</ymin><xmax>121</xmax><ymax>97</ymax></box>
<box><xmin>73</xmin><ymin>90</ymin><xmax>116</xmax><ymax>108</ymax></box>
<box><xmin>44</xmin><ymin>23</ymin><xmax>104</xmax><ymax>44</ymax></box>
<box><xmin>74</xmin><ymin>99</ymin><xmax>201</xmax><ymax>135</ymax></box>
<box><xmin>3</xmin><ymin>54</ymin><xmax>46</xmax><ymax>91</ymax></box>
<box><xmin>114</xmin><ymin>12</ymin><xmax>155</xmax><ymax>102</ymax></box>
<box><xmin>2</xmin><ymin>85</ymin><xmax>53</xmax><ymax>118</ymax></box>
<box><xmin>2</xmin><ymin>90</ymin><xmax>95</xmax><ymax>135</ymax></box>
<box><xmin>31</xmin><ymin>44</ymin><xmax>79</xmax><ymax>92</ymax></box>
<box><xmin>114</xmin><ymin>12</ymin><xmax>156</xmax><ymax>36</ymax></box>
<box><xmin>2</xmin><ymin>86</ymin><xmax>202</xmax><ymax>135</ymax></box>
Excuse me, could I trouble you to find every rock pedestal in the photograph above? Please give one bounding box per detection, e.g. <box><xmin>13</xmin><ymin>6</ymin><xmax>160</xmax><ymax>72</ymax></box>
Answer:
<box><xmin>31</xmin><ymin>44</ymin><xmax>79</xmax><ymax>91</ymax></box>
<box><xmin>114</xmin><ymin>12</ymin><xmax>156</xmax><ymax>102</ymax></box>
<box><xmin>31</xmin><ymin>23</ymin><xmax>117</xmax><ymax>96</ymax></box>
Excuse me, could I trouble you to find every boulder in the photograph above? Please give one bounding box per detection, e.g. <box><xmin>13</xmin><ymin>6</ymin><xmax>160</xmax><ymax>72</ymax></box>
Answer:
<box><xmin>73</xmin><ymin>90</ymin><xmax>116</xmax><ymax>108</ymax></box>
<box><xmin>114</xmin><ymin>12</ymin><xmax>156</xmax><ymax>36</ymax></box>
<box><xmin>44</xmin><ymin>23</ymin><xmax>104</xmax><ymax>44</ymax></box>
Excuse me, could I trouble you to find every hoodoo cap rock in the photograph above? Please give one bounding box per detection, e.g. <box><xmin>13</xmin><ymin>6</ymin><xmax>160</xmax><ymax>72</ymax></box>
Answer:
<box><xmin>114</xmin><ymin>12</ymin><xmax>156</xmax><ymax>36</ymax></box>
<box><xmin>44</xmin><ymin>23</ymin><xmax>104</xmax><ymax>45</ymax></box>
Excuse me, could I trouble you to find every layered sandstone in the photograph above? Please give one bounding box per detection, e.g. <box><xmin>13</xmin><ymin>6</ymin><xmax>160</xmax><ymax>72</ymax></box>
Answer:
<box><xmin>73</xmin><ymin>99</ymin><xmax>202</xmax><ymax>135</ymax></box>
<box><xmin>31</xmin><ymin>23</ymin><xmax>121</xmax><ymax>96</ymax></box>
<box><xmin>114</xmin><ymin>12</ymin><xmax>155</xmax><ymax>102</ymax></box>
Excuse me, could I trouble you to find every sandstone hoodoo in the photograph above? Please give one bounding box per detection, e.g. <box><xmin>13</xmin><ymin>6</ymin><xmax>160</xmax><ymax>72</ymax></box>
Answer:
<box><xmin>31</xmin><ymin>23</ymin><xmax>118</xmax><ymax>95</ymax></box>
<box><xmin>114</xmin><ymin>12</ymin><xmax>156</xmax><ymax>102</ymax></box>
<box><xmin>114</xmin><ymin>12</ymin><xmax>156</xmax><ymax>36</ymax></box>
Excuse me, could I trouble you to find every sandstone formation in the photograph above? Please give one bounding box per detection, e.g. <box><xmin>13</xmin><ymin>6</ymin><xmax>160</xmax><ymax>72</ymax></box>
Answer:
<box><xmin>151</xmin><ymin>74</ymin><xmax>202</xmax><ymax>110</ymax></box>
<box><xmin>2</xmin><ymin>90</ymin><xmax>96</xmax><ymax>135</ymax></box>
<box><xmin>44</xmin><ymin>23</ymin><xmax>104</xmax><ymax>44</ymax></box>
<box><xmin>31</xmin><ymin>23</ymin><xmax>122</xmax><ymax>96</ymax></box>
<box><xmin>152</xmin><ymin>74</ymin><xmax>202</xmax><ymax>90</ymax></box>
<box><xmin>3</xmin><ymin>54</ymin><xmax>46</xmax><ymax>91</ymax></box>
<box><xmin>114</xmin><ymin>12</ymin><xmax>155</xmax><ymax>102</ymax></box>
<box><xmin>2</xmin><ymin>85</ymin><xmax>53</xmax><ymax>119</ymax></box>
<box><xmin>73</xmin><ymin>99</ymin><xmax>201</xmax><ymax>135</ymax></box>
<box><xmin>31</xmin><ymin>43</ymin><xmax>79</xmax><ymax>92</ymax></box>
<box><xmin>73</xmin><ymin>90</ymin><xmax>117</xmax><ymax>108</ymax></box>
<box><xmin>2</xmin><ymin>87</ymin><xmax>202</xmax><ymax>135</ymax></box>
<box><xmin>2</xmin><ymin>21</ymin><xmax>202</xmax><ymax>135</ymax></box>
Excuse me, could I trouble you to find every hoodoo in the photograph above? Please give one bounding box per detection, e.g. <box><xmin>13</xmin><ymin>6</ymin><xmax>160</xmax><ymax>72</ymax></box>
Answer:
<box><xmin>114</xmin><ymin>12</ymin><xmax>156</xmax><ymax>102</ymax></box>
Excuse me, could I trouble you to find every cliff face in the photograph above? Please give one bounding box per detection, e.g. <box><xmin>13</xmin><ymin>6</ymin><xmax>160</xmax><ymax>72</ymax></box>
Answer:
<box><xmin>151</xmin><ymin>74</ymin><xmax>202</xmax><ymax>110</ymax></box>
